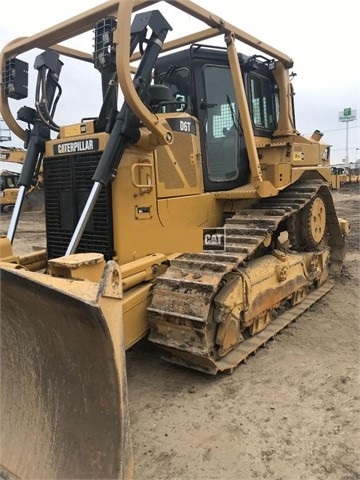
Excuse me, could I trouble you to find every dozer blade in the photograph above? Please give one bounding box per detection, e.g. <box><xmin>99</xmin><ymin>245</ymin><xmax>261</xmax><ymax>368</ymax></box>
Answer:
<box><xmin>0</xmin><ymin>262</ymin><xmax>133</xmax><ymax>480</ymax></box>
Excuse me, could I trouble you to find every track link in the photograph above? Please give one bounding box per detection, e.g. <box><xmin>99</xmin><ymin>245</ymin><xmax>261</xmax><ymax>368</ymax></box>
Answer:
<box><xmin>147</xmin><ymin>180</ymin><xmax>345</xmax><ymax>374</ymax></box>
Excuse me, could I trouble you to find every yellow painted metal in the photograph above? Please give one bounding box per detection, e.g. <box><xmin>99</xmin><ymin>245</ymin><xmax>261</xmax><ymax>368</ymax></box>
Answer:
<box><xmin>0</xmin><ymin>145</ymin><xmax>25</xmax><ymax>164</ymax></box>
<box><xmin>307</xmin><ymin>196</ymin><xmax>327</xmax><ymax>244</ymax></box>
<box><xmin>225</xmin><ymin>33</ymin><xmax>263</xmax><ymax>186</ymax></box>
<box><xmin>116</xmin><ymin>0</ymin><xmax>172</xmax><ymax>146</ymax></box>
<box><xmin>122</xmin><ymin>283</ymin><xmax>155</xmax><ymax>348</ymax></box>
<box><xmin>272</xmin><ymin>62</ymin><xmax>297</xmax><ymax>137</ymax></box>
<box><xmin>109</xmin><ymin>138</ymin><xmax>220</xmax><ymax>262</ymax></box>
<box><xmin>331</xmin><ymin>172</ymin><xmax>347</xmax><ymax>190</ymax></box>
<box><xmin>120</xmin><ymin>253</ymin><xmax>167</xmax><ymax>290</ymax></box>
<box><xmin>214</xmin><ymin>248</ymin><xmax>331</xmax><ymax>355</ymax></box>
<box><xmin>0</xmin><ymin>187</ymin><xmax>18</xmax><ymax>209</ymax></box>
<box><xmin>153</xmin><ymin>115</ymin><xmax>204</xmax><ymax>198</ymax></box>
<box><xmin>0</xmin><ymin>236</ymin><xmax>19</xmax><ymax>263</ymax></box>
<box><xmin>261</xmin><ymin>163</ymin><xmax>291</xmax><ymax>189</ymax></box>
<box><xmin>48</xmin><ymin>253</ymin><xmax>106</xmax><ymax>282</ymax></box>
<box><xmin>338</xmin><ymin>218</ymin><xmax>350</xmax><ymax>236</ymax></box>
<box><xmin>60</xmin><ymin>120</ymin><xmax>96</xmax><ymax>138</ymax></box>
<box><xmin>0</xmin><ymin>261</ymin><xmax>133</xmax><ymax>480</ymax></box>
<box><xmin>17</xmin><ymin>249</ymin><xmax>47</xmax><ymax>272</ymax></box>
<box><xmin>166</xmin><ymin>0</ymin><xmax>293</xmax><ymax>66</ymax></box>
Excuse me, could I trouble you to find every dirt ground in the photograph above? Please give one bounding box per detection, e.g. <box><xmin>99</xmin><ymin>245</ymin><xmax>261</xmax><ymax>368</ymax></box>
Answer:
<box><xmin>1</xmin><ymin>182</ymin><xmax>359</xmax><ymax>480</ymax></box>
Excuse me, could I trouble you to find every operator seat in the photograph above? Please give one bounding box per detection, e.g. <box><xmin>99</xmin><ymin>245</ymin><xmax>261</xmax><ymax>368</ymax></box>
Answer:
<box><xmin>148</xmin><ymin>85</ymin><xmax>184</xmax><ymax>113</ymax></box>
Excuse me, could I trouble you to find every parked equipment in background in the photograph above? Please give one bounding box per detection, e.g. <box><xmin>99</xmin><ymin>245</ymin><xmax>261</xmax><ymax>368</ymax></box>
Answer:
<box><xmin>0</xmin><ymin>145</ymin><xmax>44</xmax><ymax>212</ymax></box>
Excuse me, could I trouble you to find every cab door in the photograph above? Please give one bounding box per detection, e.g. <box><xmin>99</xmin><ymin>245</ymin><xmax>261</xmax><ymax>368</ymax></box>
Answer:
<box><xmin>193</xmin><ymin>62</ymin><xmax>250</xmax><ymax>192</ymax></box>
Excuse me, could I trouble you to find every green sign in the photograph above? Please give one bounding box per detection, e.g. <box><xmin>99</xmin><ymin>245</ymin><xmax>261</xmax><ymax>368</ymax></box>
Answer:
<box><xmin>339</xmin><ymin>108</ymin><xmax>356</xmax><ymax>122</ymax></box>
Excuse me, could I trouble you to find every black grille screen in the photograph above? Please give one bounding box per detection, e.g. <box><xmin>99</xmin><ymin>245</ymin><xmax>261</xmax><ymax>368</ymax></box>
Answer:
<box><xmin>43</xmin><ymin>152</ymin><xmax>114</xmax><ymax>260</ymax></box>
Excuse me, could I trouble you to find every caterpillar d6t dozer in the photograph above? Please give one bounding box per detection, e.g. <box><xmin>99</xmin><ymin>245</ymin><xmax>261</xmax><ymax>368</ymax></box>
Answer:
<box><xmin>0</xmin><ymin>0</ymin><xmax>348</xmax><ymax>478</ymax></box>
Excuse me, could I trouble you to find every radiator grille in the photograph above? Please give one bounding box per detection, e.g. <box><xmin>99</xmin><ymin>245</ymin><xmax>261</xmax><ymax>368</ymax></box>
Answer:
<box><xmin>43</xmin><ymin>153</ymin><xmax>114</xmax><ymax>260</ymax></box>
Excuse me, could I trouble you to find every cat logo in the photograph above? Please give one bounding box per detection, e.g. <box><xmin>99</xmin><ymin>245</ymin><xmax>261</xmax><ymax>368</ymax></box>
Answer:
<box><xmin>293</xmin><ymin>151</ymin><xmax>304</xmax><ymax>161</ymax></box>
<box><xmin>203</xmin><ymin>228</ymin><xmax>225</xmax><ymax>251</ymax></box>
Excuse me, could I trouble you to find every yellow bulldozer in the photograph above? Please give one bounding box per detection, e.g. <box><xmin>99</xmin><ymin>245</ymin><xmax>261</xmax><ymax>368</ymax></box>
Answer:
<box><xmin>330</xmin><ymin>164</ymin><xmax>360</xmax><ymax>190</ymax></box>
<box><xmin>0</xmin><ymin>1</ymin><xmax>349</xmax><ymax>478</ymax></box>
<box><xmin>0</xmin><ymin>145</ymin><xmax>44</xmax><ymax>213</ymax></box>
<box><xmin>0</xmin><ymin>146</ymin><xmax>23</xmax><ymax>212</ymax></box>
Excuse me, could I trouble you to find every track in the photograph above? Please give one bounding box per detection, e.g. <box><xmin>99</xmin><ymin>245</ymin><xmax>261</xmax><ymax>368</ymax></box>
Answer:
<box><xmin>147</xmin><ymin>179</ymin><xmax>345</xmax><ymax>374</ymax></box>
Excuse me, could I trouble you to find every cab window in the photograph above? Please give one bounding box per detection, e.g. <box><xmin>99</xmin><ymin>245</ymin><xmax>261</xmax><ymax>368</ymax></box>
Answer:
<box><xmin>249</xmin><ymin>74</ymin><xmax>276</xmax><ymax>130</ymax></box>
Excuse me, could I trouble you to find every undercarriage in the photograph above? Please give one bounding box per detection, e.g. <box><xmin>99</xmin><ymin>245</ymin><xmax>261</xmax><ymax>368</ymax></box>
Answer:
<box><xmin>148</xmin><ymin>179</ymin><xmax>346</xmax><ymax>374</ymax></box>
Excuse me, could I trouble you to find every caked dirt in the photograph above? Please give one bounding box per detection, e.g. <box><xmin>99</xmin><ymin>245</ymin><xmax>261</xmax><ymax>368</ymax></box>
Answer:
<box><xmin>0</xmin><ymin>183</ymin><xmax>359</xmax><ymax>480</ymax></box>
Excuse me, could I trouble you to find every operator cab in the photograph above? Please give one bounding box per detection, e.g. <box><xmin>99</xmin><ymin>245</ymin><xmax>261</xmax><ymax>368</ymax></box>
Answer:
<box><xmin>154</xmin><ymin>45</ymin><xmax>279</xmax><ymax>192</ymax></box>
<box><xmin>0</xmin><ymin>172</ymin><xmax>19</xmax><ymax>191</ymax></box>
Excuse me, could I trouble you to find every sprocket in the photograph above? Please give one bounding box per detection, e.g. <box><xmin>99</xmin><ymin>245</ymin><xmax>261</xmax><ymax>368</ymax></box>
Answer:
<box><xmin>302</xmin><ymin>195</ymin><xmax>327</xmax><ymax>247</ymax></box>
<box><xmin>288</xmin><ymin>194</ymin><xmax>327</xmax><ymax>249</ymax></box>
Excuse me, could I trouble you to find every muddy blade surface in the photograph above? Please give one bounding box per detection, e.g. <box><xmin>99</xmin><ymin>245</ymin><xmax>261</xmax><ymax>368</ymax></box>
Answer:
<box><xmin>0</xmin><ymin>268</ymin><xmax>131</xmax><ymax>480</ymax></box>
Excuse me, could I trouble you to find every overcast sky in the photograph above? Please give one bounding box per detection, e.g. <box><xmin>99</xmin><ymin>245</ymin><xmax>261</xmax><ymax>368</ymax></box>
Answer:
<box><xmin>1</xmin><ymin>0</ymin><xmax>359</xmax><ymax>165</ymax></box>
